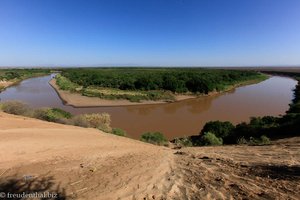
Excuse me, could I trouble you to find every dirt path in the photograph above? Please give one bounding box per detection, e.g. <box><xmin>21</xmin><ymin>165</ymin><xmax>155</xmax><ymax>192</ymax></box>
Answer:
<box><xmin>0</xmin><ymin>112</ymin><xmax>299</xmax><ymax>199</ymax></box>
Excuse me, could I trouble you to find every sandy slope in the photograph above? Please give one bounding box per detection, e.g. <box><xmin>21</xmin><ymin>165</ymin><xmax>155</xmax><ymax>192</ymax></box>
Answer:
<box><xmin>0</xmin><ymin>112</ymin><xmax>299</xmax><ymax>200</ymax></box>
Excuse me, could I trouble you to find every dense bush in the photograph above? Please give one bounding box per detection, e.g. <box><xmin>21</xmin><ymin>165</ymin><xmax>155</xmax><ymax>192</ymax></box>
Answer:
<box><xmin>260</xmin><ymin>135</ymin><xmax>271</xmax><ymax>145</ymax></box>
<box><xmin>0</xmin><ymin>69</ymin><xmax>50</xmax><ymax>81</ymax></box>
<box><xmin>0</xmin><ymin>100</ymin><xmax>113</xmax><ymax>133</ymax></box>
<box><xmin>236</xmin><ymin>136</ymin><xmax>248</xmax><ymax>145</ymax></box>
<box><xmin>247</xmin><ymin>135</ymin><xmax>271</xmax><ymax>146</ymax></box>
<box><xmin>81</xmin><ymin>113</ymin><xmax>112</xmax><ymax>132</ymax></box>
<box><xmin>140</xmin><ymin>132</ymin><xmax>167</xmax><ymax>145</ymax></box>
<box><xmin>71</xmin><ymin>115</ymin><xmax>90</xmax><ymax>127</ymax></box>
<box><xmin>200</xmin><ymin>121</ymin><xmax>235</xmax><ymax>139</ymax></box>
<box><xmin>60</xmin><ymin>68</ymin><xmax>264</xmax><ymax>94</ymax></box>
<box><xmin>33</xmin><ymin>108</ymin><xmax>73</xmax><ymax>123</ymax></box>
<box><xmin>0</xmin><ymin>101</ymin><xmax>30</xmax><ymax>116</ymax></box>
<box><xmin>200</xmin><ymin>132</ymin><xmax>223</xmax><ymax>146</ymax></box>
<box><xmin>55</xmin><ymin>74</ymin><xmax>79</xmax><ymax>92</ymax></box>
<box><xmin>237</xmin><ymin>135</ymin><xmax>271</xmax><ymax>145</ymax></box>
<box><xmin>112</xmin><ymin>128</ymin><xmax>127</xmax><ymax>137</ymax></box>
<box><xmin>173</xmin><ymin>136</ymin><xmax>193</xmax><ymax>147</ymax></box>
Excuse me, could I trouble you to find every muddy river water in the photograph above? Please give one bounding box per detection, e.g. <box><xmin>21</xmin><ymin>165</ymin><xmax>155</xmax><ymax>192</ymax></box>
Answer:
<box><xmin>0</xmin><ymin>75</ymin><xmax>297</xmax><ymax>139</ymax></box>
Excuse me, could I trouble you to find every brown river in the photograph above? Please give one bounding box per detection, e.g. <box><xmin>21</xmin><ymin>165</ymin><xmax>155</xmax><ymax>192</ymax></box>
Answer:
<box><xmin>0</xmin><ymin>74</ymin><xmax>297</xmax><ymax>139</ymax></box>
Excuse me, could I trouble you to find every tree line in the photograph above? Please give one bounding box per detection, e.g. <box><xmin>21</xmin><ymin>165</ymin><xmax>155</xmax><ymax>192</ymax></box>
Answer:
<box><xmin>60</xmin><ymin>68</ymin><xmax>264</xmax><ymax>94</ymax></box>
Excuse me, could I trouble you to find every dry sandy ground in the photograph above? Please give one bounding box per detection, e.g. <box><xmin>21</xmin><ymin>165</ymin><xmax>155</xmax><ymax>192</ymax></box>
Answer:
<box><xmin>0</xmin><ymin>112</ymin><xmax>299</xmax><ymax>200</ymax></box>
<box><xmin>49</xmin><ymin>79</ymin><xmax>195</xmax><ymax>107</ymax></box>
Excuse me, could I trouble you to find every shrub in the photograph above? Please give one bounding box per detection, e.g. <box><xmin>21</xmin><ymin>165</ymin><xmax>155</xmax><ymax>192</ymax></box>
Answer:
<box><xmin>248</xmin><ymin>137</ymin><xmax>260</xmax><ymax>145</ymax></box>
<box><xmin>201</xmin><ymin>121</ymin><xmax>234</xmax><ymax>139</ymax></box>
<box><xmin>33</xmin><ymin>108</ymin><xmax>49</xmax><ymax>119</ymax></box>
<box><xmin>55</xmin><ymin>74</ymin><xmax>79</xmax><ymax>92</ymax></box>
<box><xmin>71</xmin><ymin>115</ymin><xmax>90</xmax><ymax>127</ymax></box>
<box><xmin>82</xmin><ymin>113</ymin><xmax>112</xmax><ymax>132</ymax></box>
<box><xmin>201</xmin><ymin>132</ymin><xmax>223</xmax><ymax>146</ymax></box>
<box><xmin>140</xmin><ymin>132</ymin><xmax>167</xmax><ymax>145</ymax></box>
<box><xmin>173</xmin><ymin>136</ymin><xmax>193</xmax><ymax>147</ymax></box>
<box><xmin>260</xmin><ymin>135</ymin><xmax>271</xmax><ymax>145</ymax></box>
<box><xmin>33</xmin><ymin>108</ymin><xmax>72</xmax><ymax>122</ymax></box>
<box><xmin>237</xmin><ymin>136</ymin><xmax>248</xmax><ymax>145</ymax></box>
<box><xmin>0</xmin><ymin>101</ymin><xmax>30</xmax><ymax>116</ymax></box>
<box><xmin>112</xmin><ymin>128</ymin><xmax>127</xmax><ymax>137</ymax></box>
<box><xmin>246</xmin><ymin>135</ymin><xmax>271</xmax><ymax>146</ymax></box>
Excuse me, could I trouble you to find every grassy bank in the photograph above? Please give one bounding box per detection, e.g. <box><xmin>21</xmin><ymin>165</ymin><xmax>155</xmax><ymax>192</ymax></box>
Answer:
<box><xmin>55</xmin><ymin>74</ymin><xmax>175</xmax><ymax>102</ymax></box>
<box><xmin>0</xmin><ymin>101</ymin><xmax>124</xmax><ymax>135</ymax></box>
<box><xmin>0</xmin><ymin>69</ymin><xmax>51</xmax><ymax>91</ymax></box>
<box><xmin>55</xmin><ymin>68</ymin><xmax>267</xmax><ymax>102</ymax></box>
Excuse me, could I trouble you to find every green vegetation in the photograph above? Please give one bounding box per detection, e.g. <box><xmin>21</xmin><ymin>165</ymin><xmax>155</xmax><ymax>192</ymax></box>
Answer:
<box><xmin>200</xmin><ymin>132</ymin><xmax>223</xmax><ymax>146</ymax></box>
<box><xmin>173</xmin><ymin>72</ymin><xmax>300</xmax><ymax>147</ymax></box>
<box><xmin>0</xmin><ymin>101</ymin><xmax>114</xmax><ymax>133</ymax></box>
<box><xmin>34</xmin><ymin>108</ymin><xmax>73</xmax><ymax>123</ymax></box>
<box><xmin>55</xmin><ymin>74</ymin><xmax>81</xmax><ymax>92</ymax></box>
<box><xmin>112</xmin><ymin>128</ymin><xmax>127</xmax><ymax>137</ymax></box>
<box><xmin>82</xmin><ymin>86</ymin><xmax>174</xmax><ymax>102</ymax></box>
<box><xmin>0</xmin><ymin>69</ymin><xmax>50</xmax><ymax>87</ymax></box>
<box><xmin>200</xmin><ymin>121</ymin><xmax>235</xmax><ymax>139</ymax></box>
<box><xmin>0</xmin><ymin>69</ymin><xmax>51</xmax><ymax>80</ymax></box>
<box><xmin>0</xmin><ymin>101</ymin><xmax>30</xmax><ymax>115</ymax></box>
<box><xmin>55</xmin><ymin>68</ymin><xmax>267</xmax><ymax>102</ymax></box>
<box><xmin>190</xmin><ymin>73</ymin><xmax>300</xmax><ymax>146</ymax></box>
<box><xmin>77</xmin><ymin>113</ymin><xmax>112</xmax><ymax>132</ymax></box>
<box><xmin>140</xmin><ymin>131</ymin><xmax>168</xmax><ymax>145</ymax></box>
<box><xmin>173</xmin><ymin>136</ymin><xmax>193</xmax><ymax>147</ymax></box>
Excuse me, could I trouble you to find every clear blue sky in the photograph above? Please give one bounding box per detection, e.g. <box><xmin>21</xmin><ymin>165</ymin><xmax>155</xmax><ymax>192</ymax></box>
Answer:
<box><xmin>0</xmin><ymin>0</ymin><xmax>300</xmax><ymax>67</ymax></box>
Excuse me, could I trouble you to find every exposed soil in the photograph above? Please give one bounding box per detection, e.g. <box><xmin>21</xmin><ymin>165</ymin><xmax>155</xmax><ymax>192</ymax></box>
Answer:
<box><xmin>0</xmin><ymin>112</ymin><xmax>299</xmax><ymax>199</ymax></box>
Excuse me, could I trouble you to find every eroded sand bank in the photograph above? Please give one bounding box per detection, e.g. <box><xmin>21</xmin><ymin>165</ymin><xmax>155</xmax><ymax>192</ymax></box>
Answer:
<box><xmin>0</xmin><ymin>112</ymin><xmax>299</xmax><ymax>199</ymax></box>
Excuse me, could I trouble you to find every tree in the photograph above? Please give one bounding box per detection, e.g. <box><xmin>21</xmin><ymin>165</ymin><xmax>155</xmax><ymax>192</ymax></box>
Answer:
<box><xmin>200</xmin><ymin>120</ymin><xmax>234</xmax><ymax>139</ymax></box>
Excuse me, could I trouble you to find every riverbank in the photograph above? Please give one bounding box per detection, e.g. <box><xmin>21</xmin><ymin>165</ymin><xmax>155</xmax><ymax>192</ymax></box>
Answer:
<box><xmin>0</xmin><ymin>111</ymin><xmax>299</xmax><ymax>199</ymax></box>
<box><xmin>49</xmin><ymin>74</ymin><xmax>268</xmax><ymax>107</ymax></box>
<box><xmin>0</xmin><ymin>78</ymin><xmax>31</xmax><ymax>92</ymax></box>
<box><xmin>0</xmin><ymin>69</ymin><xmax>51</xmax><ymax>92</ymax></box>
<box><xmin>50</xmin><ymin>79</ymin><xmax>187</xmax><ymax>107</ymax></box>
<box><xmin>0</xmin><ymin>80</ymin><xmax>15</xmax><ymax>92</ymax></box>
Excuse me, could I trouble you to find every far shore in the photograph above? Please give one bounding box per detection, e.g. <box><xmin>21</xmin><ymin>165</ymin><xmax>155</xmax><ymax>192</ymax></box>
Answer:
<box><xmin>0</xmin><ymin>73</ymin><xmax>51</xmax><ymax>92</ymax></box>
<box><xmin>49</xmin><ymin>75</ymin><xmax>269</xmax><ymax>107</ymax></box>
<box><xmin>49</xmin><ymin>79</ymin><xmax>196</xmax><ymax>107</ymax></box>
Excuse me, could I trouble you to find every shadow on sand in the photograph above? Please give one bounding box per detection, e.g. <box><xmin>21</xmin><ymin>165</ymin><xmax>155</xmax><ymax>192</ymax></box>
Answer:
<box><xmin>0</xmin><ymin>175</ymin><xmax>67</xmax><ymax>200</ymax></box>
<box><xmin>249</xmin><ymin>164</ymin><xmax>300</xmax><ymax>180</ymax></box>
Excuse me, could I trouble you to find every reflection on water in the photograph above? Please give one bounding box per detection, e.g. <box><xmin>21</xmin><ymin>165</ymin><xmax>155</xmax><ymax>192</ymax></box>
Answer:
<box><xmin>0</xmin><ymin>75</ymin><xmax>297</xmax><ymax>139</ymax></box>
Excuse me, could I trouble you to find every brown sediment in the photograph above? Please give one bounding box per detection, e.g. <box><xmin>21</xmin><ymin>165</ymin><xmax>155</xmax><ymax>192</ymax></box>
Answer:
<box><xmin>49</xmin><ymin>75</ymin><xmax>268</xmax><ymax>108</ymax></box>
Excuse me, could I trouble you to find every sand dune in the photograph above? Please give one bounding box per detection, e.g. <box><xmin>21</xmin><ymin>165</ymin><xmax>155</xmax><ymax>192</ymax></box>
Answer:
<box><xmin>0</xmin><ymin>112</ymin><xmax>299</xmax><ymax>199</ymax></box>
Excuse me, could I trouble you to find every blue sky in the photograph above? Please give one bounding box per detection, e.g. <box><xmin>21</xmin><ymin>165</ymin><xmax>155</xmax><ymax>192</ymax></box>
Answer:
<box><xmin>0</xmin><ymin>0</ymin><xmax>300</xmax><ymax>67</ymax></box>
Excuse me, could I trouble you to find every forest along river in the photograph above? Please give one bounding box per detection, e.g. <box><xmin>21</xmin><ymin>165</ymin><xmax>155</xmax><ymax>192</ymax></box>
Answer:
<box><xmin>0</xmin><ymin>74</ymin><xmax>297</xmax><ymax>139</ymax></box>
